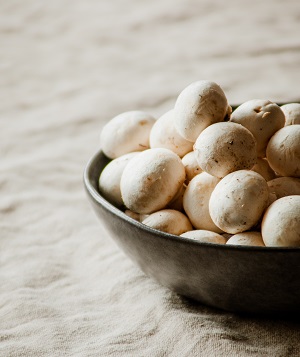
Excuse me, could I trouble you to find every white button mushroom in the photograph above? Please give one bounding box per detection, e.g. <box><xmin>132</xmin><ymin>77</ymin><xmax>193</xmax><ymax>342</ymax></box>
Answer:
<box><xmin>124</xmin><ymin>210</ymin><xmax>149</xmax><ymax>222</ymax></box>
<box><xmin>180</xmin><ymin>230</ymin><xmax>226</xmax><ymax>244</ymax></box>
<box><xmin>251</xmin><ymin>158</ymin><xmax>276</xmax><ymax>182</ymax></box>
<box><xmin>149</xmin><ymin>109</ymin><xmax>193</xmax><ymax>157</ymax></box>
<box><xmin>250</xmin><ymin>190</ymin><xmax>278</xmax><ymax>233</ymax></box>
<box><xmin>281</xmin><ymin>103</ymin><xmax>300</xmax><ymax>126</ymax></box>
<box><xmin>142</xmin><ymin>209</ymin><xmax>193</xmax><ymax>235</ymax></box>
<box><xmin>194</xmin><ymin>122</ymin><xmax>257</xmax><ymax>178</ymax></box>
<box><xmin>222</xmin><ymin>233</ymin><xmax>233</xmax><ymax>242</ymax></box>
<box><xmin>261</xmin><ymin>196</ymin><xmax>300</xmax><ymax>247</ymax></box>
<box><xmin>266</xmin><ymin>125</ymin><xmax>300</xmax><ymax>178</ymax></box>
<box><xmin>174</xmin><ymin>80</ymin><xmax>229</xmax><ymax>142</ymax></box>
<box><xmin>209</xmin><ymin>170</ymin><xmax>270</xmax><ymax>234</ymax></box>
<box><xmin>181</xmin><ymin>151</ymin><xmax>202</xmax><ymax>184</ymax></box>
<box><xmin>166</xmin><ymin>184</ymin><xmax>186</xmax><ymax>212</ymax></box>
<box><xmin>183</xmin><ymin>172</ymin><xmax>223</xmax><ymax>233</ymax></box>
<box><xmin>267</xmin><ymin>177</ymin><xmax>300</xmax><ymax>198</ymax></box>
<box><xmin>100</xmin><ymin>111</ymin><xmax>156</xmax><ymax>159</ymax></box>
<box><xmin>226</xmin><ymin>232</ymin><xmax>265</xmax><ymax>247</ymax></box>
<box><xmin>99</xmin><ymin>152</ymin><xmax>139</xmax><ymax>207</ymax></box>
<box><xmin>230</xmin><ymin>99</ymin><xmax>285</xmax><ymax>158</ymax></box>
<box><xmin>124</xmin><ymin>210</ymin><xmax>141</xmax><ymax>221</ymax></box>
<box><xmin>120</xmin><ymin>148</ymin><xmax>186</xmax><ymax>214</ymax></box>
<box><xmin>267</xmin><ymin>191</ymin><xmax>278</xmax><ymax>206</ymax></box>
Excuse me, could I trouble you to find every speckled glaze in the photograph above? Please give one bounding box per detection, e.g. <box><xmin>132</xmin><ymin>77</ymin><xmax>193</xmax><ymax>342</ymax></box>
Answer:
<box><xmin>84</xmin><ymin>149</ymin><xmax>300</xmax><ymax>316</ymax></box>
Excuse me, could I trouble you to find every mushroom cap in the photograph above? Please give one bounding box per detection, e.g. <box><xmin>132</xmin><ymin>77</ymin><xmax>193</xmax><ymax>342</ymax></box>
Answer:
<box><xmin>267</xmin><ymin>177</ymin><xmax>300</xmax><ymax>198</ymax></box>
<box><xmin>194</xmin><ymin>122</ymin><xmax>257</xmax><ymax>178</ymax></box>
<box><xmin>142</xmin><ymin>209</ymin><xmax>192</xmax><ymax>235</ymax></box>
<box><xmin>99</xmin><ymin>152</ymin><xmax>139</xmax><ymax>207</ymax></box>
<box><xmin>120</xmin><ymin>148</ymin><xmax>186</xmax><ymax>214</ymax></box>
<box><xmin>209</xmin><ymin>170</ymin><xmax>269</xmax><ymax>234</ymax></box>
<box><xmin>180</xmin><ymin>230</ymin><xmax>226</xmax><ymax>244</ymax></box>
<box><xmin>222</xmin><ymin>233</ymin><xmax>233</xmax><ymax>242</ymax></box>
<box><xmin>281</xmin><ymin>103</ymin><xmax>300</xmax><ymax>126</ymax></box>
<box><xmin>261</xmin><ymin>195</ymin><xmax>300</xmax><ymax>247</ymax></box>
<box><xmin>183</xmin><ymin>172</ymin><xmax>223</xmax><ymax>233</ymax></box>
<box><xmin>124</xmin><ymin>210</ymin><xmax>141</xmax><ymax>221</ymax></box>
<box><xmin>150</xmin><ymin>109</ymin><xmax>193</xmax><ymax>157</ymax></box>
<box><xmin>174</xmin><ymin>80</ymin><xmax>228</xmax><ymax>142</ymax></box>
<box><xmin>230</xmin><ymin>99</ymin><xmax>285</xmax><ymax>157</ymax></box>
<box><xmin>267</xmin><ymin>191</ymin><xmax>278</xmax><ymax>206</ymax></box>
<box><xmin>124</xmin><ymin>210</ymin><xmax>149</xmax><ymax>222</ymax></box>
<box><xmin>226</xmin><ymin>232</ymin><xmax>265</xmax><ymax>247</ymax></box>
<box><xmin>181</xmin><ymin>151</ymin><xmax>202</xmax><ymax>184</ymax></box>
<box><xmin>100</xmin><ymin>111</ymin><xmax>156</xmax><ymax>159</ymax></box>
<box><xmin>166</xmin><ymin>184</ymin><xmax>186</xmax><ymax>212</ymax></box>
<box><xmin>266</xmin><ymin>125</ymin><xmax>300</xmax><ymax>178</ymax></box>
<box><xmin>251</xmin><ymin>158</ymin><xmax>276</xmax><ymax>182</ymax></box>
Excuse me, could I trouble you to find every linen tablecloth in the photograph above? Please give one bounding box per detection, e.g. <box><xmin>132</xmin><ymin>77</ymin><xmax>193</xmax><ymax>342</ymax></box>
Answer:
<box><xmin>1</xmin><ymin>1</ymin><xmax>300</xmax><ymax>355</ymax></box>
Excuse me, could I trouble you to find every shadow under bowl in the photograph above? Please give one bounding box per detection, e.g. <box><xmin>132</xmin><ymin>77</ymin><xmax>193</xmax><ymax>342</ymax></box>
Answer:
<box><xmin>84</xmin><ymin>149</ymin><xmax>300</xmax><ymax>316</ymax></box>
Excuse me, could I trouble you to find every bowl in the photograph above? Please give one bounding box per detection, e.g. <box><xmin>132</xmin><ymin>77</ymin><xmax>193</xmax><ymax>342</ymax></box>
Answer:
<box><xmin>84</xmin><ymin>149</ymin><xmax>300</xmax><ymax>316</ymax></box>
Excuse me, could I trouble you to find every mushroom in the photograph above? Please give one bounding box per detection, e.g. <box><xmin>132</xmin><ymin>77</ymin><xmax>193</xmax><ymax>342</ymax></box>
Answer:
<box><xmin>120</xmin><ymin>148</ymin><xmax>186</xmax><ymax>214</ymax></box>
<box><xmin>99</xmin><ymin>152</ymin><xmax>139</xmax><ymax>207</ymax></box>
<box><xmin>266</xmin><ymin>125</ymin><xmax>300</xmax><ymax>178</ymax></box>
<box><xmin>174</xmin><ymin>80</ymin><xmax>229</xmax><ymax>142</ymax></box>
<box><xmin>149</xmin><ymin>109</ymin><xmax>193</xmax><ymax>157</ymax></box>
<box><xmin>166</xmin><ymin>184</ymin><xmax>186</xmax><ymax>212</ymax></box>
<box><xmin>209</xmin><ymin>170</ymin><xmax>269</xmax><ymax>234</ymax></box>
<box><xmin>100</xmin><ymin>111</ymin><xmax>156</xmax><ymax>159</ymax></box>
<box><xmin>226</xmin><ymin>232</ymin><xmax>265</xmax><ymax>247</ymax></box>
<box><xmin>181</xmin><ymin>151</ymin><xmax>202</xmax><ymax>184</ymax></box>
<box><xmin>183</xmin><ymin>172</ymin><xmax>222</xmax><ymax>233</ymax></box>
<box><xmin>261</xmin><ymin>195</ymin><xmax>300</xmax><ymax>247</ymax></box>
<box><xmin>251</xmin><ymin>190</ymin><xmax>277</xmax><ymax>232</ymax></box>
<box><xmin>194</xmin><ymin>122</ymin><xmax>257</xmax><ymax>178</ymax></box>
<box><xmin>267</xmin><ymin>191</ymin><xmax>277</xmax><ymax>206</ymax></box>
<box><xmin>230</xmin><ymin>99</ymin><xmax>285</xmax><ymax>157</ymax></box>
<box><xmin>142</xmin><ymin>209</ymin><xmax>192</xmax><ymax>235</ymax></box>
<box><xmin>251</xmin><ymin>158</ymin><xmax>276</xmax><ymax>182</ymax></box>
<box><xmin>281</xmin><ymin>103</ymin><xmax>300</xmax><ymax>126</ymax></box>
<box><xmin>124</xmin><ymin>210</ymin><xmax>149</xmax><ymax>222</ymax></box>
<box><xmin>180</xmin><ymin>230</ymin><xmax>226</xmax><ymax>244</ymax></box>
<box><xmin>267</xmin><ymin>177</ymin><xmax>300</xmax><ymax>198</ymax></box>
<box><xmin>124</xmin><ymin>210</ymin><xmax>140</xmax><ymax>221</ymax></box>
<box><xmin>222</xmin><ymin>233</ymin><xmax>233</xmax><ymax>242</ymax></box>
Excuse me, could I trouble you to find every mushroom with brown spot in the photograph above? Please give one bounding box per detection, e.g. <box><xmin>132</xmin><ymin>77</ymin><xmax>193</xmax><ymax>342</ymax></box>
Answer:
<box><xmin>194</xmin><ymin>122</ymin><xmax>257</xmax><ymax>178</ymax></box>
<box><xmin>209</xmin><ymin>170</ymin><xmax>269</xmax><ymax>234</ymax></box>
<box><xmin>226</xmin><ymin>232</ymin><xmax>265</xmax><ymax>246</ymax></box>
<box><xmin>180</xmin><ymin>230</ymin><xmax>226</xmax><ymax>244</ymax></box>
<box><xmin>174</xmin><ymin>80</ymin><xmax>229</xmax><ymax>142</ymax></box>
<box><xmin>267</xmin><ymin>177</ymin><xmax>300</xmax><ymax>198</ymax></box>
<box><xmin>120</xmin><ymin>148</ymin><xmax>186</xmax><ymax>214</ymax></box>
<box><xmin>261</xmin><ymin>196</ymin><xmax>300</xmax><ymax>247</ymax></box>
<box><xmin>142</xmin><ymin>209</ymin><xmax>192</xmax><ymax>235</ymax></box>
<box><xmin>230</xmin><ymin>99</ymin><xmax>285</xmax><ymax>157</ymax></box>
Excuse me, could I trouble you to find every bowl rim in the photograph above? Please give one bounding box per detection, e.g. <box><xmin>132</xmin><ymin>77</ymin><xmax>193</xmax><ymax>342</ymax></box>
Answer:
<box><xmin>84</xmin><ymin>148</ymin><xmax>300</xmax><ymax>252</ymax></box>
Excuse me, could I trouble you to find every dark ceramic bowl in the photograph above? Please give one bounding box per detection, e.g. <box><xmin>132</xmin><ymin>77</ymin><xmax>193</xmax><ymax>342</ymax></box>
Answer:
<box><xmin>84</xmin><ymin>149</ymin><xmax>300</xmax><ymax>316</ymax></box>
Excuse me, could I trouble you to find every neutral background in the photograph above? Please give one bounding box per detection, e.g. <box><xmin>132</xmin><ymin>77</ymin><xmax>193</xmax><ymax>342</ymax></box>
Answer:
<box><xmin>1</xmin><ymin>0</ymin><xmax>300</xmax><ymax>356</ymax></box>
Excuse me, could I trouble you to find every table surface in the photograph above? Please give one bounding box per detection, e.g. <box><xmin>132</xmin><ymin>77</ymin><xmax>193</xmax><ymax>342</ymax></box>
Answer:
<box><xmin>1</xmin><ymin>1</ymin><xmax>300</xmax><ymax>356</ymax></box>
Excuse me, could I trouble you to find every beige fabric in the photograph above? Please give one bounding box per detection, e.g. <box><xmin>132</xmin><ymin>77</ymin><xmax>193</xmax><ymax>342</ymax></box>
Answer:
<box><xmin>1</xmin><ymin>1</ymin><xmax>300</xmax><ymax>356</ymax></box>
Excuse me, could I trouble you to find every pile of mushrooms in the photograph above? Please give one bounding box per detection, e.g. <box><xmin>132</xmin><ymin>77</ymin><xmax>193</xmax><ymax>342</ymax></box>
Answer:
<box><xmin>99</xmin><ymin>80</ymin><xmax>300</xmax><ymax>247</ymax></box>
